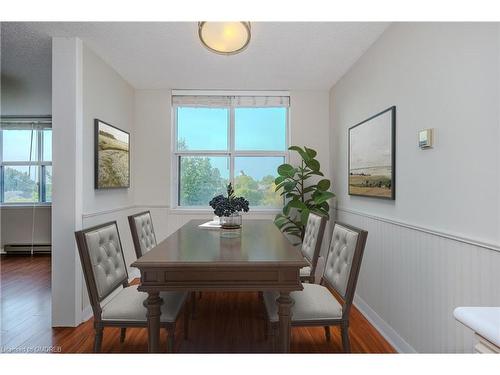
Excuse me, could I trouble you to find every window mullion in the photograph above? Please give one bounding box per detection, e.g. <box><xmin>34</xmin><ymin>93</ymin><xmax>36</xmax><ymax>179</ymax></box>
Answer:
<box><xmin>38</xmin><ymin>129</ymin><xmax>43</xmax><ymax>202</ymax></box>
<box><xmin>0</xmin><ymin>165</ymin><xmax>4</xmax><ymax>203</ymax></box>
<box><xmin>229</xmin><ymin>105</ymin><xmax>235</xmax><ymax>186</ymax></box>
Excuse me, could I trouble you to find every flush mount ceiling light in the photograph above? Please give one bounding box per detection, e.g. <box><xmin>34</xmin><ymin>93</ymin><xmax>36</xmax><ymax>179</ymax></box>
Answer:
<box><xmin>198</xmin><ymin>22</ymin><xmax>251</xmax><ymax>55</ymax></box>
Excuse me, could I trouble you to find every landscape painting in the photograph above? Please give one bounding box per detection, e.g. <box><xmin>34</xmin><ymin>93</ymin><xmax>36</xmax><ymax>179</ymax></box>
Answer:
<box><xmin>348</xmin><ymin>106</ymin><xmax>395</xmax><ymax>199</ymax></box>
<box><xmin>95</xmin><ymin>119</ymin><xmax>130</xmax><ymax>189</ymax></box>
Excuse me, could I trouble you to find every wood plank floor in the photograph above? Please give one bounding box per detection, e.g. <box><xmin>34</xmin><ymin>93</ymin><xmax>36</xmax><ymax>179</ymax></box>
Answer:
<box><xmin>0</xmin><ymin>255</ymin><xmax>395</xmax><ymax>353</ymax></box>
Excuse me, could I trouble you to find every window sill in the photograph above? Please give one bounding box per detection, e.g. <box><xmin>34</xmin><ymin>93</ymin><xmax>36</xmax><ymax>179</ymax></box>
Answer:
<box><xmin>0</xmin><ymin>203</ymin><xmax>52</xmax><ymax>209</ymax></box>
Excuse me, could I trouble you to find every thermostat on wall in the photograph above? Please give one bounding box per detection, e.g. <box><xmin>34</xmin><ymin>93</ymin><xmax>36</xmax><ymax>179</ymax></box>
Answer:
<box><xmin>419</xmin><ymin>129</ymin><xmax>433</xmax><ymax>149</ymax></box>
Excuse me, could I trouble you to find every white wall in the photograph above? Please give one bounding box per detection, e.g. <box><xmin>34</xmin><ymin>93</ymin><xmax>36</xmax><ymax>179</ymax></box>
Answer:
<box><xmin>82</xmin><ymin>44</ymin><xmax>135</xmax><ymax>214</ymax></box>
<box><xmin>79</xmin><ymin>44</ymin><xmax>137</xmax><ymax>315</ymax></box>
<box><xmin>51</xmin><ymin>37</ymin><xmax>84</xmax><ymax>326</ymax></box>
<box><xmin>133</xmin><ymin>89</ymin><xmax>331</xmax><ymax>238</ymax></box>
<box><xmin>52</xmin><ymin>40</ymin><xmax>137</xmax><ymax>325</ymax></box>
<box><xmin>0</xmin><ymin>206</ymin><xmax>51</xmax><ymax>247</ymax></box>
<box><xmin>329</xmin><ymin>23</ymin><xmax>500</xmax><ymax>352</ymax></box>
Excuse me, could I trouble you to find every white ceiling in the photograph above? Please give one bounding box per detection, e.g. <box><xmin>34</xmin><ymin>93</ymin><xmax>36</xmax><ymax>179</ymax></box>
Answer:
<box><xmin>2</xmin><ymin>22</ymin><xmax>389</xmax><ymax>90</ymax></box>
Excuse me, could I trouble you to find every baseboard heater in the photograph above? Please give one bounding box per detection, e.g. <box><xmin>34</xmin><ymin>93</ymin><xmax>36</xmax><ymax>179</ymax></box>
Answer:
<box><xmin>4</xmin><ymin>244</ymin><xmax>51</xmax><ymax>254</ymax></box>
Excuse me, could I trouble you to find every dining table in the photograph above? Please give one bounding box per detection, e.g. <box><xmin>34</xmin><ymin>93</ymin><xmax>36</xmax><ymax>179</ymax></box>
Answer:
<box><xmin>131</xmin><ymin>219</ymin><xmax>307</xmax><ymax>353</ymax></box>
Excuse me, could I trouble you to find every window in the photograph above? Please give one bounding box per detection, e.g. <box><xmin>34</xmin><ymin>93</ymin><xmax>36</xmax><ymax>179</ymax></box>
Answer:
<box><xmin>0</xmin><ymin>118</ymin><xmax>52</xmax><ymax>204</ymax></box>
<box><xmin>173</xmin><ymin>94</ymin><xmax>289</xmax><ymax>208</ymax></box>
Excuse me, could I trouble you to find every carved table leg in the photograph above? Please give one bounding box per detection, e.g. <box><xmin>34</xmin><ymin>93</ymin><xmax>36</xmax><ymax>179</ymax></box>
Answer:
<box><xmin>146</xmin><ymin>291</ymin><xmax>162</xmax><ymax>353</ymax></box>
<box><xmin>277</xmin><ymin>292</ymin><xmax>293</xmax><ymax>353</ymax></box>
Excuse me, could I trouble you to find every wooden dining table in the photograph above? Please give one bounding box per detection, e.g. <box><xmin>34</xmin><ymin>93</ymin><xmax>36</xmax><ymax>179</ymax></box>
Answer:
<box><xmin>131</xmin><ymin>219</ymin><xmax>307</xmax><ymax>353</ymax></box>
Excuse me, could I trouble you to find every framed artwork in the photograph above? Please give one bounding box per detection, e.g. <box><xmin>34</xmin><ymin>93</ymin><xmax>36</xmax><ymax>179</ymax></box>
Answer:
<box><xmin>94</xmin><ymin>119</ymin><xmax>130</xmax><ymax>189</ymax></box>
<box><xmin>348</xmin><ymin>106</ymin><xmax>395</xmax><ymax>200</ymax></box>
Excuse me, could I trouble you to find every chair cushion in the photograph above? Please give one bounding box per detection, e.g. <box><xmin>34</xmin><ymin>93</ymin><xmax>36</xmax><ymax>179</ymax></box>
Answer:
<box><xmin>101</xmin><ymin>285</ymin><xmax>187</xmax><ymax>323</ymax></box>
<box><xmin>84</xmin><ymin>223</ymin><xmax>127</xmax><ymax>299</ymax></box>
<box><xmin>133</xmin><ymin>212</ymin><xmax>157</xmax><ymax>256</ymax></box>
<box><xmin>263</xmin><ymin>283</ymin><xmax>342</xmax><ymax>323</ymax></box>
<box><xmin>301</xmin><ymin>213</ymin><xmax>323</xmax><ymax>264</ymax></box>
<box><xmin>324</xmin><ymin>224</ymin><xmax>359</xmax><ymax>297</ymax></box>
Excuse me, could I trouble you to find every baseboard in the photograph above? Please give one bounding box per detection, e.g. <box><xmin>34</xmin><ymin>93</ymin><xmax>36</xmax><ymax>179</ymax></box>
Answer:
<box><xmin>353</xmin><ymin>294</ymin><xmax>417</xmax><ymax>353</ymax></box>
<box><xmin>81</xmin><ymin>305</ymin><xmax>93</xmax><ymax>323</ymax></box>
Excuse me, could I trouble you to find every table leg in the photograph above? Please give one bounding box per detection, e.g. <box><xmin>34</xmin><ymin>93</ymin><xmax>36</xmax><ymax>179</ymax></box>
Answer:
<box><xmin>277</xmin><ymin>291</ymin><xmax>293</xmax><ymax>353</ymax></box>
<box><xmin>146</xmin><ymin>291</ymin><xmax>162</xmax><ymax>353</ymax></box>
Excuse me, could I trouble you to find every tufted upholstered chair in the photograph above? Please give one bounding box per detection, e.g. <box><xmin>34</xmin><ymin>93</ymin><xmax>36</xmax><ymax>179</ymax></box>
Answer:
<box><xmin>128</xmin><ymin>211</ymin><xmax>200</xmax><ymax>318</ymax></box>
<box><xmin>75</xmin><ymin>221</ymin><xmax>189</xmax><ymax>353</ymax></box>
<box><xmin>128</xmin><ymin>211</ymin><xmax>157</xmax><ymax>259</ymax></box>
<box><xmin>299</xmin><ymin>213</ymin><xmax>327</xmax><ymax>283</ymax></box>
<box><xmin>263</xmin><ymin>221</ymin><xmax>367</xmax><ymax>352</ymax></box>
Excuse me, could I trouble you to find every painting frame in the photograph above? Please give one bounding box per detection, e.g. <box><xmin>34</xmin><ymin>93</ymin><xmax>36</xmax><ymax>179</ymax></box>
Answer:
<box><xmin>348</xmin><ymin>106</ymin><xmax>396</xmax><ymax>200</ymax></box>
<box><xmin>94</xmin><ymin>119</ymin><xmax>130</xmax><ymax>189</ymax></box>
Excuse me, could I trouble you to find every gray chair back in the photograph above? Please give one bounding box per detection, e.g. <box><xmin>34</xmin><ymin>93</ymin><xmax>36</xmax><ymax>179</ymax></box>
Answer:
<box><xmin>322</xmin><ymin>221</ymin><xmax>367</xmax><ymax>316</ymax></box>
<box><xmin>301</xmin><ymin>213</ymin><xmax>327</xmax><ymax>268</ymax></box>
<box><xmin>128</xmin><ymin>211</ymin><xmax>157</xmax><ymax>259</ymax></box>
<box><xmin>75</xmin><ymin>222</ymin><xmax>129</xmax><ymax>315</ymax></box>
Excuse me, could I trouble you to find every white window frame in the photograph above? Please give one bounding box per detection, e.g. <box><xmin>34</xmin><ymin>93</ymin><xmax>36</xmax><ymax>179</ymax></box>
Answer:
<box><xmin>171</xmin><ymin>92</ymin><xmax>290</xmax><ymax>211</ymax></box>
<box><xmin>0</xmin><ymin>118</ymin><xmax>52</xmax><ymax>206</ymax></box>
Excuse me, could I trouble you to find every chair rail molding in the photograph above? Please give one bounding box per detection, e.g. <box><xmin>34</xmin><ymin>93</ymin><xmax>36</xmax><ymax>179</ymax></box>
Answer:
<box><xmin>336</xmin><ymin>207</ymin><xmax>500</xmax><ymax>253</ymax></box>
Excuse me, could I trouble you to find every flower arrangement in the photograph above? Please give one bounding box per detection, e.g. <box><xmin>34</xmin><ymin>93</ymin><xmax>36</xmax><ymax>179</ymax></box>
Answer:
<box><xmin>209</xmin><ymin>183</ymin><xmax>250</xmax><ymax>218</ymax></box>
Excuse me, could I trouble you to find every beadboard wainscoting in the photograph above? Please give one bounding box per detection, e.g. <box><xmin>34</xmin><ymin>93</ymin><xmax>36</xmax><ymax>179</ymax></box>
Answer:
<box><xmin>335</xmin><ymin>207</ymin><xmax>500</xmax><ymax>353</ymax></box>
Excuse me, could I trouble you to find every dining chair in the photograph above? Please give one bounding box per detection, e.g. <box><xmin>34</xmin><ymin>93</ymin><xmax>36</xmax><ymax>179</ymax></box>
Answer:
<box><xmin>263</xmin><ymin>221</ymin><xmax>368</xmax><ymax>353</ymax></box>
<box><xmin>128</xmin><ymin>210</ymin><xmax>199</xmax><ymax>317</ymax></box>
<box><xmin>299</xmin><ymin>212</ymin><xmax>327</xmax><ymax>283</ymax></box>
<box><xmin>128</xmin><ymin>210</ymin><xmax>157</xmax><ymax>259</ymax></box>
<box><xmin>75</xmin><ymin>221</ymin><xmax>189</xmax><ymax>353</ymax></box>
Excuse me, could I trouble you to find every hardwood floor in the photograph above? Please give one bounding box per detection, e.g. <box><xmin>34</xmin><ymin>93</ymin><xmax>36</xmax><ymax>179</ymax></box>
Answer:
<box><xmin>0</xmin><ymin>255</ymin><xmax>395</xmax><ymax>353</ymax></box>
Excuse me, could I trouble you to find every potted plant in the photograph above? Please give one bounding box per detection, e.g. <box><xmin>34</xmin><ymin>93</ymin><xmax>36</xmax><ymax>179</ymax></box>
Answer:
<box><xmin>209</xmin><ymin>183</ymin><xmax>250</xmax><ymax>229</ymax></box>
<box><xmin>274</xmin><ymin>146</ymin><xmax>335</xmax><ymax>241</ymax></box>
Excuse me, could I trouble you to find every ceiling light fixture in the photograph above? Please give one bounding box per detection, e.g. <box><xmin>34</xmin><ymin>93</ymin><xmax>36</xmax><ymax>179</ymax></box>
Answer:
<box><xmin>198</xmin><ymin>22</ymin><xmax>251</xmax><ymax>55</ymax></box>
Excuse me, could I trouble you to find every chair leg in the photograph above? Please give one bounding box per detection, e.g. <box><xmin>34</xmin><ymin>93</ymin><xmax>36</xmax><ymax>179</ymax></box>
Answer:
<box><xmin>191</xmin><ymin>291</ymin><xmax>197</xmax><ymax>320</ymax></box>
<box><xmin>341</xmin><ymin>322</ymin><xmax>351</xmax><ymax>353</ymax></box>
<box><xmin>94</xmin><ymin>326</ymin><xmax>103</xmax><ymax>353</ymax></box>
<box><xmin>184</xmin><ymin>304</ymin><xmax>190</xmax><ymax>340</ymax></box>
<box><xmin>120</xmin><ymin>328</ymin><xmax>126</xmax><ymax>343</ymax></box>
<box><xmin>198</xmin><ymin>291</ymin><xmax>202</xmax><ymax>299</ymax></box>
<box><xmin>270</xmin><ymin>324</ymin><xmax>278</xmax><ymax>353</ymax></box>
<box><xmin>166</xmin><ymin>326</ymin><xmax>175</xmax><ymax>353</ymax></box>
<box><xmin>324</xmin><ymin>326</ymin><xmax>331</xmax><ymax>342</ymax></box>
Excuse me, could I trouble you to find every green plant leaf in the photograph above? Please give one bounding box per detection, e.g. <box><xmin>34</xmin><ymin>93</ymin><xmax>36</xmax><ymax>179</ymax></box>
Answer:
<box><xmin>308</xmin><ymin>170</ymin><xmax>324</xmax><ymax>177</ymax></box>
<box><xmin>274</xmin><ymin>175</ymin><xmax>286</xmax><ymax>185</ymax></box>
<box><xmin>283</xmin><ymin>202</ymin><xmax>291</xmax><ymax>216</ymax></box>
<box><xmin>288</xmin><ymin>146</ymin><xmax>310</xmax><ymax>161</ymax></box>
<box><xmin>300</xmin><ymin>208</ymin><xmax>310</xmax><ymax>225</ymax></box>
<box><xmin>305</xmin><ymin>158</ymin><xmax>320</xmax><ymax>171</ymax></box>
<box><xmin>304</xmin><ymin>147</ymin><xmax>317</xmax><ymax>158</ymax></box>
<box><xmin>277</xmin><ymin>163</ymin><xmax>295</xmax><ymax>177</ymax></box>
<box><xmin>283</xmin><ymin>181</ymin><xmax>297</xmax><ymax>192</ymax></box>
<box><xmin>313</xmin><ymin>191</ymin><xmax>336</xmax><ymax>205</ymax></box>
<box><xmin>274</xmin><ymin>180</ymin><xmax>287</xmax><ymax>192</ymax></box>
<box><xmin>274</xmin><ymin>215</ymin><xmax>289</xmax><ymax>229</ymax></box>
<box><xmin>303</xmin><ymin>186</ymin><xmax>315</xmax><ymax>194</ymax></box>
<box><xmin>317</xmin><ymin>179</ymin><xmax>331</xmax><ymax>191</ymax></box>
<box><xmin>288</xmin><ymin>199</ymin><xmax>307</xmax><ymax>210</ymax></box>
<box><xmin>320</xmin><ymin>201</ymin><xmax>330</xmax><ymax>211</ymax></box>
